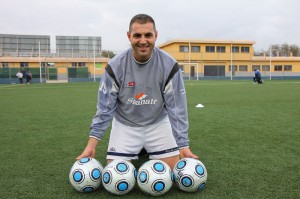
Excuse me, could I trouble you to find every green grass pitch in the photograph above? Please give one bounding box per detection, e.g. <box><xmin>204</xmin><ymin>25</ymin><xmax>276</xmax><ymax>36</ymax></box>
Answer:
<box><xmin>0</xmin><ymin>80</ymin><xmax>299</xmax><ymax>199</ymax></box>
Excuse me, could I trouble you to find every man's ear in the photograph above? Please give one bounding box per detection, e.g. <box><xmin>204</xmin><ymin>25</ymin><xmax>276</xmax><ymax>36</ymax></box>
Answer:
<box><xmin>127</xmin><ymin>31</ymin><xmax>131</xmax><ymax>40</ymax></box>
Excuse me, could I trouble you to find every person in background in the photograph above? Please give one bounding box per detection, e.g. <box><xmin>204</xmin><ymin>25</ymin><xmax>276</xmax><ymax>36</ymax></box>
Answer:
<box><xmin>25</xmin><ymin>71</ymin><xmax>32</xmax><ymax>84</ymax></box>
<box><xmin>25</xmin><ymin>71</ymin><xmax>30</xmax><ymax>84</ymax></box>
<box><xmin>28</xmin><ymin>71</ymin><xmax>32</xmax><ymax>84</ymax></box>
<box><xmin>253</xmin><ymin>69</ymin><xmax>263</xmax><ymax>84</ymax></box>
<box><xmin>16</xmin><ymin>71</ymin><xmax>23</xmax><ymax>84</ymax></box>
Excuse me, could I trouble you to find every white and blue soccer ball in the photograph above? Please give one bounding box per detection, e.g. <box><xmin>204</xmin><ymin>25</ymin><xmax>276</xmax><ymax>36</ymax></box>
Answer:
<box><xmin>173</xmin><ymin>158</ymin><xmax>207</xmax><ymax>192</ymax></box>
<box><xmin>137</xmin><ymin>160</ymin><xmax>174</xmax><ymax>196</ymax></box>
<box><xmin>102</xmin><ymin>159</ymin><xmax>137</xmax><ymax>195</ymax></box>
<box><xmin>69</xmin><ymin>157</ymin><xmax>103</xmax><ymax>193</ymax></box>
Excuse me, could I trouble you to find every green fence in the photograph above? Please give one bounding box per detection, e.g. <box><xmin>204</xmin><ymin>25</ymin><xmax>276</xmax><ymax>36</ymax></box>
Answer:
<box><xmin>0</xmin><ymin>67</ymin><xmax>58</xmax><ymax>82</ymax></box>
<box><xmin>68</xmin><ymin>67</ymin><xmax>88</xmax><ymax>78</ymax></box>
<box><xmin>0</xmin><ymin>67</ymin><xmax>88</xmax><ymax>80</ymax></box>
<box><xmin>48</xmin><ymin>68</ymin><xmax>57</xmax><ymax>80</ymax></box>
<box><xmin>0</xmin><ymin>68</ymin><xmax>22</xmax><ymax>78</ymax></box>
<box><xmin>0</xmin><ymin>68</ymin><xmax>10</xmax><ymax>78</ymax></box>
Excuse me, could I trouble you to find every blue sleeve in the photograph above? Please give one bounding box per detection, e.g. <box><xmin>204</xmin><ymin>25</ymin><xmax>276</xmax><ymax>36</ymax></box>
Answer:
<box><xmin>89</xmin><ymin>70</ymin><xmax>119</xmax><ymax>140</ymax></box>
<box><xmin>163</xmin><ymin>70</ymin><xmax>189</xmax><ymax>148</ymax></box>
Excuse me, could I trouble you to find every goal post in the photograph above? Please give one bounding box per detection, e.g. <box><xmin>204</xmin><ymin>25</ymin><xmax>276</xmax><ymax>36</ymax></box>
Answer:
<box><xmin>178</xmin><ymin>62</ymin><xmax>199</xmax><ymax>80</ymax></box>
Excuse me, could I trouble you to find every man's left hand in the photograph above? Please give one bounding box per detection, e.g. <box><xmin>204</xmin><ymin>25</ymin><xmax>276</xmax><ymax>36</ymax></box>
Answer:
<box><xmin>179</xmin><ymin>147</ymin><xmax>199</xmax><ymax>159</ymax></box>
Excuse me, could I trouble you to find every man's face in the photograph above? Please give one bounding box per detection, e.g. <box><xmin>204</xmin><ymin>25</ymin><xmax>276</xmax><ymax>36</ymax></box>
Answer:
<box><xmin>127</xmin><ymin>22</ymin><xmax>157</xmax><ymax>62</ymax></box>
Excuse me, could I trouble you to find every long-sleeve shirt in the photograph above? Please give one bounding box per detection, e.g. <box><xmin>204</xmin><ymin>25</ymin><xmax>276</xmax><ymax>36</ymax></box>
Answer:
<box><xmin>255</xmin><ymin>70</ymin><xmax>261</xmax><ymax>78</ymax></box>
<box><xmin>89</xmin><ymin>47</ymin><xmax>189</xmax><ymax>148</ymax></box>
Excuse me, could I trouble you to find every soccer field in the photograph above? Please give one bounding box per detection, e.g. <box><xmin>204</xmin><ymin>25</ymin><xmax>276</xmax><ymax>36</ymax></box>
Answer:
<box><xmin>0</xmin><ymin>80</ymin><xmax>299</xmax><ymax>199</ymax></box>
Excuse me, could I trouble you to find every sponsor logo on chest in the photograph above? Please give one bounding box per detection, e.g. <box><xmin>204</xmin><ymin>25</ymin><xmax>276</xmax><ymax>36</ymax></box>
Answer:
<box><xmin>127</xmin><ymin>92</ymin><xmax>158</xmax><ymax>105</ymax></box>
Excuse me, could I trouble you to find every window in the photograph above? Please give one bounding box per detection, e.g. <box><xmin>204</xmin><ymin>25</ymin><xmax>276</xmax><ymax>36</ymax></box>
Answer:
<box><xmin>206</xmin><ymin>46</ymin><xmax>215</xmax><ymax>53</ymax></box>
<box><xmin>191</xmin><ymin>46</ymin><xmax>200</xmax><ymax>52</ymax></box>
<box><xmin>239</xmin><ymin>65</ymin><xmax>248</xmax><ymax>71</ymax></box>
<box><xmin>252</xmin><ymin>65</ymin><xmax>260</xmax><ymax>71</ymax></box>
<box><xmin>20</xmin><ymin>62</ymin><xmax>28</xmax><ymax>67</ymax></box>
<box><xmin>232</xmin><ymin>46</ymin><xmax>239</xmax><ymax>53</ymax></box>
<box><xmin>1</xmin><ymin>62</ymin><xmax>9</xmax><ymax>67</ymax></box>
<box><xmin>229</xmin><ymin>65</ymin><xmax>237</xmax><ymax>71</ymax></box>
<box><xmin>72</xmin><ymin>62</ymin><xmax>86</xmax><ymax>67</ymax></box>
<box><xmin>284</xmin><ymin>65</ymin><xmax>292</xmax><ymax>71</ymax></box>
<box><xmin>216</xmin><ymin>46</ymin><xmax>225</xmax><ymax>53</ymax></box>
<box><xmin>274</xmin><ymin>65</ymin><xmax>282</xmax><ymax>71</ymax></box>
<box><xmin>262</xmin><ymin>65</ymin><xmax>270</xmax><ymax>71</ymax></box>
<box><xmin>179</xmin><ymin>46</ymin><xmax>189</xmax><ymax>52</ymax></box>
<box><xmin>241</xmin><ymin>47</ymin><xmax>250</xmax><ymax>53</ymax></box>
<box><xmin>78</xmin><ymin>62</ymin><xmax>86</xmax><ymax>67</ymax></box>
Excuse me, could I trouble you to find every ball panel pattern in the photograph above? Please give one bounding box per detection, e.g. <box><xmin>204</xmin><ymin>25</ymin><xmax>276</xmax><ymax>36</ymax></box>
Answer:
<box><xmin>69</xmin><ymin>158</ymin><xmax>103</xmax><ymax>193</ymax></box>
<box><xmin>101</xmin><ymin>160</ymin><xmax>136</xmax><ymax>195</ymax></box>
<box><xmin>137</xmin><ymin>160</ymin><xmax>173</xmax><ymax>196</ymax></box>
<box><xmin>173</xmin><ymin>158</ymin><xmax>207</xmax><ymax>193</ymax></box>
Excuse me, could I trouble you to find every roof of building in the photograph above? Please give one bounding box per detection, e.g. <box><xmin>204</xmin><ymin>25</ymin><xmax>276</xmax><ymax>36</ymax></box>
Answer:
<box><xmin>252</xmin><ymin>56</ymin><xmax>300</xmax><ymax>61</ymax></box>
<box><xmin>158</xmin><ymin>39</ymin><xmax>256</xmax><ymax>48</ymax></box>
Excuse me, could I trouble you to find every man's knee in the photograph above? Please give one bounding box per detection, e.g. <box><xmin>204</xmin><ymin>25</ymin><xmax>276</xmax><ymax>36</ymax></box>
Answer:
<box><xmin>159</xmin><ymin>155</ymin><xmax>180</xmax><ymax>169</ymax></box>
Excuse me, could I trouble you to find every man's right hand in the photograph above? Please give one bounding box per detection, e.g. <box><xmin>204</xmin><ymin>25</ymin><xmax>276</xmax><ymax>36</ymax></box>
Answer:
<box><xmin>76</xmin><ymin>137</ymin><xmax>99</xmax><ymax>160</ymax></box>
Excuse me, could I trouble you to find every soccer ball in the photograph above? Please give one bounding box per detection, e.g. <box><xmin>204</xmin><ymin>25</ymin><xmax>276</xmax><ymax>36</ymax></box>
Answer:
<box><xmin>69</xmin><ymin>157</ymin><xmax>103</xmax><ymax>192</ymax></box>
<box><xmin>173</xmin><ymin>158</ymin><xmax>207</xmax><ymax>192</ymax></box>
<box><xmin>102</xmin><ymin>159</ymin><xmax>137</xmax><ymax>195</ymax></box>
<box><xmin>137</xmin><ymin>160</ymin><xmax>174</xmax><ymax>196</ymax></box>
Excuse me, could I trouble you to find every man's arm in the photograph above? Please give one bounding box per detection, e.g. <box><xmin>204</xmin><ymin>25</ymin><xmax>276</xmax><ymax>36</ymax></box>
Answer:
<box><xmin>77</xmin><ymin>65</ymin><xmax>119</xmax><ymax>159</ymax></box>
<box><xmin>163</xmin><ymin>66</ymin><xmax>198</xmax><ymax>158</ymax></box>
<box><xmin>89</xmin><ymin>65</ymin><xmax>119</xmax><ymax>140</ymax></box>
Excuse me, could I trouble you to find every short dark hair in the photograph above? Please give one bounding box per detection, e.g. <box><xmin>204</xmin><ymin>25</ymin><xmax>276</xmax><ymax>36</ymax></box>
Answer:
<box><xmin>129</xmin><ymin>14</ymin><xmax>156</xmax><ymax>32</ymax></box>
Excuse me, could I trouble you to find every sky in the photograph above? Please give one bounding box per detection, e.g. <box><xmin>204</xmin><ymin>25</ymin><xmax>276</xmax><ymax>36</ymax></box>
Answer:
<box><xmin>1</xmin><ymin>0</ymin><xmax>300</xmax><ymax>53</ymax></box>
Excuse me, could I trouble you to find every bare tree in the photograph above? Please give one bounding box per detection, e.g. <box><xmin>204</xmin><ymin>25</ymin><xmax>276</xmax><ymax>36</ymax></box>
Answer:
<box><xmin>290</xmin><ymin>45</ymin><xmax>300</xmax><ymax>56</ymax></box>
<box><xmin>257</xmin><ymin>43</ymin><xmax>300</xmax><ymax>57</ymax></box>
<box><xmin>281</xmin><ymin>43</ymin><xmax>290</xmax><ymax>56</ymax></box>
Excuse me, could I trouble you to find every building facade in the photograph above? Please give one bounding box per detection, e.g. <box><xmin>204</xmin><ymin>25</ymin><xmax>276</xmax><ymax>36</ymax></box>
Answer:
<box><xmin>0</xmin><ymin>34</ymin><xmax>108</xmax><ymax>83</ymax></box>
<box><xmin>0</xmin><ymin>34</ymin><xmax>50</xmax><ymax>57</ymax></box>
<box><xmin>56</xmin><ymin>35</ymin><xmax>101</xmax><ymax>58</ymax></box>
<box><xmin>158</xmin><ymin>39</ymin><xmax>300</xmax><ymax>80</ymax></box>
<box><xmin>1</xmin><ymin>35</ymin><xmax>300</xmax><ymax>84</ymax></box>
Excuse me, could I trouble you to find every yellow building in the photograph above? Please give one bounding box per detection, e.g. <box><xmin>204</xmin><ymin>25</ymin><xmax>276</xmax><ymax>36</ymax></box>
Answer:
<box><xmin>1</xmin><ymin>35</ymin><xmax>300</xmax><ymax>84</ymax></box>
<box><xmin>0</xmin><ymin>34</ymin><xmax>109</xmax><ymax>83</ymax></box>
<box><xmin>0</xmin><ymin>56</ymin><xmax>109</xmax><ymax>83</ymax></box>
<box><xmin>158</xmin><ymin>39</ymin><xmax>300</xmax><ymax>80</ymax></box>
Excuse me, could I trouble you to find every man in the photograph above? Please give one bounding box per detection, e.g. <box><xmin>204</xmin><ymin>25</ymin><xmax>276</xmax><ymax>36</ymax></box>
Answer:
<box><xmin>253</xmin><ymin>69</ymin><xmax>263</xmax><ymax>84</ymax></box>
<box><xmin>28</xmin><ymin>71</ymin><xmax>32</xmax><ymax>84</ymax></box>
<box><xmin>25</xmin><ymin>71</ymin><xmax>32</xmax><ymax>84</ymax></box>
<box><xmin>16</xmin><ymin>71</ymin><xmax>23</xmax><ymax>84</ymax></box>
<box><xmin>77</xmin><ymin>14</ymin><xmax>198</xmax><ymax>169</ymax></box>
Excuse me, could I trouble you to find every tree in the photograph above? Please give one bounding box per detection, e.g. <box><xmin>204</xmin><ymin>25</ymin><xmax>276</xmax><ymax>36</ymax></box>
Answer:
<box><xmin>290</xmin><ymin>45</ymin><xmax>300</xmax><ymax>57</ymax></box>
<box><xmin>258</xmin><ymin>43</ymin><xmax>300</xmax><ymax>57</ymax></box>
<box><xmin>101</xmin><ymin>50</ymin><xmax>116</xmax><ymax>58</ymax></box>
<box><xmin>270</xmin><ymin>44</ymin><xmax>280</xmax><ymax>56</ymax></box>
<box><xmin>281</xmin><ymin>43</ymin><xmax>290</xmax><ymax>57</ymax></box>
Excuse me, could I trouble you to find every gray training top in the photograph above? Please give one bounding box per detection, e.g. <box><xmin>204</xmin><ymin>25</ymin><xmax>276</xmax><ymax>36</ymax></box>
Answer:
<box><xmin>89</xmin><ymin>47</ymin><xmax>189</xmax><ymax>148</ymax></box>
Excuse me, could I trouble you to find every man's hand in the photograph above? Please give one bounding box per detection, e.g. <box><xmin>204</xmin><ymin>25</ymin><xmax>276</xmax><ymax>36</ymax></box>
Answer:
<box><xmin>179</xmin><ymin>147</ymin><xmax>199</xmax><ymax>159</ymax></box>
<box><xmin>76</xmin><ymin>137</ymin><xmax>99</xmax><ymax>160</ymax></box>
